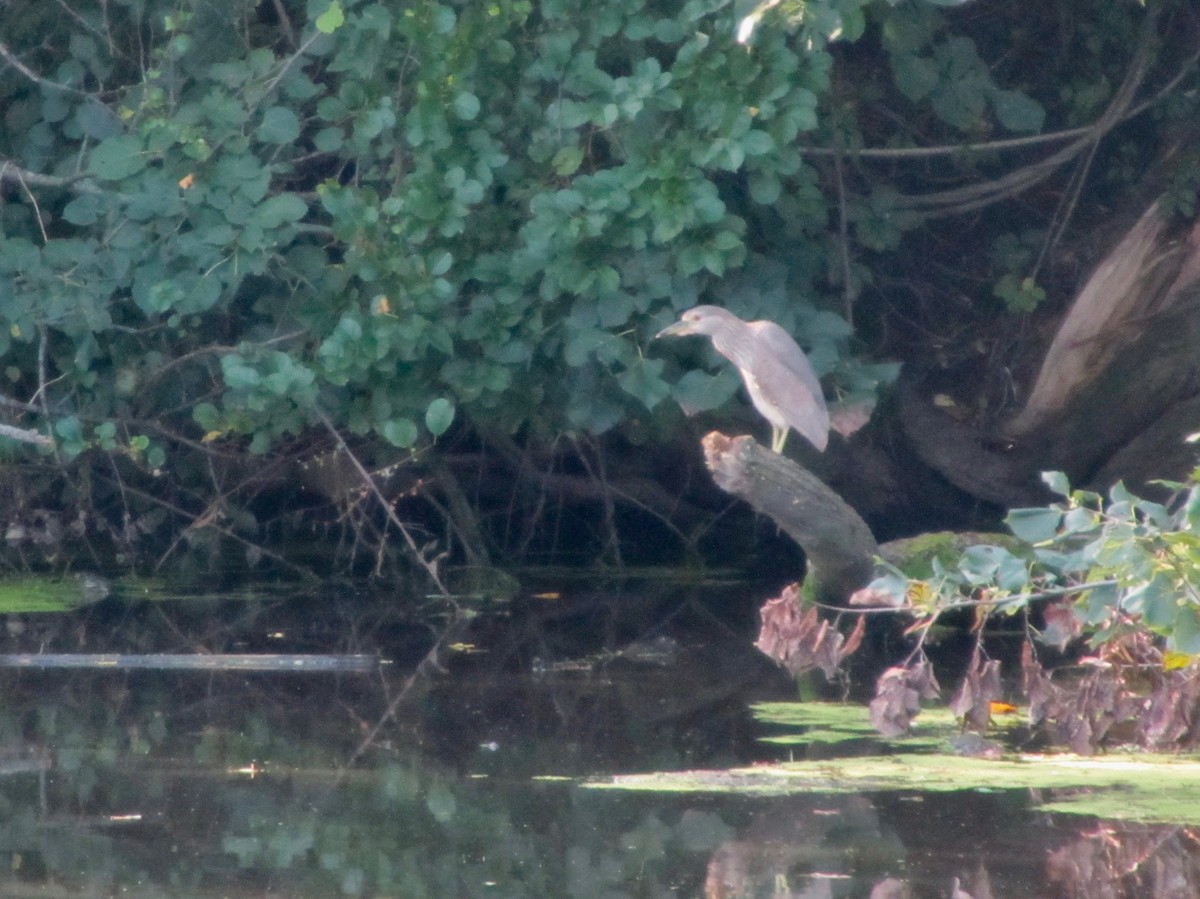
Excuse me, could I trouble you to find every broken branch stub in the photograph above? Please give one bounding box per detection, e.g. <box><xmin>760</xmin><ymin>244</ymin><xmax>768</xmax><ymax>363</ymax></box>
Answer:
<box><xmin>701</xmin><ymin>432</ymin><xmax>878</xmax><ymax>605</ymax></box>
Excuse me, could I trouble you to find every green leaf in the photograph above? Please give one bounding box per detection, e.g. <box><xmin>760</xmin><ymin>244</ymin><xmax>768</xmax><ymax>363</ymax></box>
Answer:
<box><xmin>891</xmin><ymin>53</ymin><xmax>937</xmax><ymax>103</ymax></box>
<box><xmin>453</xmin><ymin>93</ymin><xmax>481</xmax><ymax>121</ymax></box>
<box><xmin>425</xmin><ymin>398</ymin><xmax>455</xmax><ymax>436</ymax></box>
<box><xmin>749</xmin><ymin>173</ymin><xmax>780</xmax><ymax>205</ymax></box>
<box><xmin>88</xmin><ymin>135</ymin><xmax>145</xmax><ymax>180</ymax></box>
<box><xmin>433</xmin><ymin>6</ymin><xmax>457</xmax><ymax>33</ymax></box>
<box><xmin>617</xmin><ymin>357</ymin><xmax>670</xmax><ymax>410</ymax></box>
<box><xmin>1006</xmin><ymin>507</ymin><xmax>1062</xmax><ymax>544</ymax></box>
<box><xmin>314</xmin><ymin>127</ymin><xmax>344</xmax><ymax>152</ymax></box>
<box><xmin>1172</xmin><ymin>605</ymin><xmax>1200</xmax><ymax>656</ymax></box>
<box><xmin>193</xmin><ymin>403</ymin><xmax>220</xmax><ymax>431</ymax></box>
<box><xmin>76</xmin><ymin>100</ymin><xmax>122</xmax><ymax>140</ymax></box>
<box><xmin>62</xmin><ymin>194</ymin><xmax>107</xmax><ymax>226</ymax></box>
<box><xmin>147</xmin><ymin>443</ymin><xmax>167</xmax><ymax>469</ymax></box>
<box><xmin>258</xmin><ymin>106</ymin><xmax>301</xmax><ymax>144</ymax></box>
<box><xmin>54</xmin><ymin>416</ymin><xmax>83</xmax><ymax>443</ymax></box>
<box><xmin>382</xmin><ymin>417</ymin><xmax>418</xmax><ymax>448</ymax></box>
<box><xmin>429</xmin><ymin>251</ymin><xmax>453</xmax><ymax>277</ymax></box>
<box><xmin>251</xmin><ymin>194</ymin><xmax>308</xmax><ymax>228</ymax></box>
<box><xmin>1125</xmin><ymin>572</ymin><xmax>1179</xmax><ymax>630</ymax></box>
<box><xmin>1183</xmin><ymin>487</ymin><xmax>1200</xmax><ymax>532</ymax></box>
<box><xmin>741</xmin><ymin>130</ymin><xmax>774</xmax><ymax>156</ymax></box>
<box><xmin>929</xmin><ymin>37</ymin><xmax>990</xmax><ymax>130</ymax></box>
<box><xmin>1041</xmin><ymin>471</ymin><xmax>1071</xmax><ymax>497</ymax></box>
<box><xmin>672</xmin><ymin>369</ymin><xmax>739</xmax><ymax>414</ymax></box>
<box><xmin>314</xmin><ymin>0</ymin><xmax>344</xmax><ymax>34</ymax></box>
<box><xmin>992</xmin><ymin>89</ymin><xmax>1045</xmax><ymax>134</ymax></box>
<box><xmin>552</xmin><ymin>147</ymin><xmax>584</xmax><ymax>177</ymax></box>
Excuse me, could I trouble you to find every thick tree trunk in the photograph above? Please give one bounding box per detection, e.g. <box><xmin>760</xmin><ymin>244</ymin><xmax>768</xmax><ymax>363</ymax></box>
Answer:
<box><xmin>1003</xmin><ymin>201</ymin><xmax>1200</xmax><ymax>487</ymax></box>
<box><xmin>1006</xmin><ymin>202</ymin><xmax>1200</xmax><ymax>441</ymax></box>
<box><xmin>876</xmin><ymin>197</ymin><xmax>1200</xmax><ymax>524</ymax></box>
<box><xmin>701</xmin><ymin>432</ymin><xmax>878</xmax><ymax>604</ymax></box>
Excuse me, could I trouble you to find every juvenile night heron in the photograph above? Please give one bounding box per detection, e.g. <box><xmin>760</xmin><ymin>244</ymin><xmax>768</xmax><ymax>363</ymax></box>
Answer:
<box><xmin>656</xmin><ymin>305</ymin><xmax>829</xmax><ymax>453</ymax></box>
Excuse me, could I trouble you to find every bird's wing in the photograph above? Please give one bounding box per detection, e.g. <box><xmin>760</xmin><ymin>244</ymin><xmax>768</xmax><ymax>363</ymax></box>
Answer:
<box><xmin>751</xmin><ymin>321</ymin><xmax>830</xmax><ymax>450</ymax></box>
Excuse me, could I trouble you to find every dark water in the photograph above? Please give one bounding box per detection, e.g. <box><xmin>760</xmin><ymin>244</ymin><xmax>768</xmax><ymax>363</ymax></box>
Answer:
<box><xmin>0</xmin><ymin>578</ymin><xmax>1188</xmax><ymax>897</ymax></box>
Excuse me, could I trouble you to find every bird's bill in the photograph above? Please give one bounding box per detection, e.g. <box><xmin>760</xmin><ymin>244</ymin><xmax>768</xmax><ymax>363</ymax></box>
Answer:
<box><xmin>655</xmin><ymin>319</ymin><xmax>695</xmax><ymax>339</ymax></box>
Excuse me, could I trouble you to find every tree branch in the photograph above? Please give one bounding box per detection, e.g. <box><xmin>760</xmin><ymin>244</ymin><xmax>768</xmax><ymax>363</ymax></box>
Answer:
<box><xmin>0</xmin><ymin>159</ymin><xmax>104</xmax><ymax>195</ymax></box>
<box><xmin>0</xmin><ymin>423</ymin><xmax>52</xmax><ymax>448</ymax></box>
<box><xmin>0</xmin><ymin>40</ymin><xmax>90</xmax><ymax>97</ymax></box>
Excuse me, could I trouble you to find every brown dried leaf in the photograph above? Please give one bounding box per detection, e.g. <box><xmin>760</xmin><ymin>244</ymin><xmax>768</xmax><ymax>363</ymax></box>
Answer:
<box><xmin>949</xmin><ymin>651</ymin><xmax>1002</xmax><ymax>733</ymax></box>
<box><xmin>909</xmin><ymin>657</ymin><xmax>942</xmax><ymax>700</ymax></box>
<box><xmin>1021</xmin><ymin>643</ymin><xmax>1064</xmax><ymax>726</ymax></box>
<box><xmin>1139</xmin><ymin>670</ymin><xmax>1200</xmax><ymax>749</ymax></box>
<box><xmin>754</xmin><ymin>584</ymin><xmax>862</xmax><ymax>679</ymax></box>
<box><xmin>869</xmin><ymin>660</ymin><xmax>941</xmax><ymax>737</ymax></box>
<box><xmin>1040</xmin><ymin>600</ymin><xmax>1083</xmax><ymax>651</ymax></box>
<box><xmin>841</xmin><ymin>614</ymin><xmax>867</xmax><ymax>659</ymax></box>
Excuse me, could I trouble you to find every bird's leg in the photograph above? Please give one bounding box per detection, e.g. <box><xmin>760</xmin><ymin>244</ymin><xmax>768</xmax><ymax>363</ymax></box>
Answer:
<box><xmin>771</xmin><ymin>426</ymin><xmax>788</xmax><ymax>454</ymax></box>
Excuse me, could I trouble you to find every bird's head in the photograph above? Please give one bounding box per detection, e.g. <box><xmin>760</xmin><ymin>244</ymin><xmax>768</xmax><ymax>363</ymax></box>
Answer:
<box><xmin>654</xmin><ymin>305</ymin><xmax>732</xmax><ymax>339</ymax></box>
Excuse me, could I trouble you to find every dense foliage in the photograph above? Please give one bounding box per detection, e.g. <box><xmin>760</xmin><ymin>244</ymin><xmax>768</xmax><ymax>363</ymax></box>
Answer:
<box><xmin>866</xmin><ymin>468</ymin><xmax>1200</xmax><ymax>655</ymax></box>
<box><xmin>0</xmin><ymin>0</ymin><xmax>855</xmax><ymax>455</ymax></box>
<box><xmin>0</xmin><ymin>0</ymin><xmax>1194</xmax><ymax>571</ymax></box>
<box><xmin>856</xmin><ymin>467</ymin><xmax>1200</xmax><ymax>750</ymax></box>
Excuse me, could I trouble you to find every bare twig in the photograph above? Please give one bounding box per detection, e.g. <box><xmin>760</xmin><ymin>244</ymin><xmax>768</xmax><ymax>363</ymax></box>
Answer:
<box><xmin>832</xmin><ymin>147</ymin><xmax>855</xmax><ymax>328</ymax></box>
<box><xmin>572</xmin><ymin>434</ymin><xmax>623</xmax><ymax>567</ymax></box>
<box><xmin>0</xmin><ymin>40</ymin><xmax>90</xmax><ymax>97</ymax></box>
<box><xmin>315</xmin><ymin>407</ymin><xmax>451</xmax><ymax>595</ymax></box>
<box><xmin>798</xmin><ymin>16</ymin><xmax>1169</xmax><ymax>221</ymax></box>
<box><xmin>1030</xmin><ymin>26</ymin><xmax>1156</xmax><ymax>276</ymax></box>
<box><xmin>262</xmin><ymin>31</ymin><xmax>322</xmax><ymax>99</ymax></box>
<box><xmin>798</xmin><ymin>126</ymin><xmax>1093</xmax><ymax>160</ymax></box>
<box><xmin>53</xmin><ymin>0</ymin><xmax>109</xmax><ymax>46</ymax></box>
<box><xmin>0</xmin><ymin>423</ymin><xmax>52</xmax><ymax>448</ymax></box>
<box><xmin>0</xmin><ymin>158</ymin><xmax>105</xmax><ymax>195</ymax></box>
<box><xmin>337</xmin><ymin>609</ymin><xmax>471</xmax><ymax>775</ymax></box>
<box><xmin>0</xmin><ymin>394</ymin><xmax>44</xmax><ymax>414</ymax></box>
<box><xmin>15</xmin><ymin>168</ymin><xmax>50</xmax><ymax>244</ymax></box>
<box><xmin>271</xmin><ymin>0</ymin><xmax>298</xmax><ymax>50</ymax></box>
<box><xmin>33</xmin><ymin>326</ymin><xmax>60</xmax><ymax>461</ymax></box>
<box><xmin>104</xmin><ymin>478</ymin><xmax>319</xmax><ymax>579</ymax></box>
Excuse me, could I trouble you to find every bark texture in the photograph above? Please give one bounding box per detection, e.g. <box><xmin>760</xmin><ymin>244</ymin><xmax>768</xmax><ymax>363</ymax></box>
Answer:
<box><xmin>702</xmin><ymin>432</ymin><xmax>878</xmax><ymax>604</ymax></box>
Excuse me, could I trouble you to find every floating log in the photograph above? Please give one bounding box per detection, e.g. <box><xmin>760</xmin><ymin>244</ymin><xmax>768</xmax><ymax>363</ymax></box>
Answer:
<box><xmin>0</xmin><ymin>653</ymin><xmax>379</xmax><ymax>672</ymax></box>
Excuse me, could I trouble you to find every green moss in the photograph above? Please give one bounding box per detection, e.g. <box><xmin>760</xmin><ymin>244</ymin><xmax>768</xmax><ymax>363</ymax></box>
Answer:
<box><xmin>0</xmin><ymin>574</ymin><xmax>109</xmax><ymax>613</ymax></box>
<box><xmin>583</xmin><ymin>702</ymin><xmax>1200</xmax><ymax>824</ymax></box>
<box><xmin>750</xmin><ymin>701</ymin><xmax>1020</xmax><ymax>751</ymax></box>
<box><xmin>586</xmin><ymin>753</ymin><xmax>1200</xmax><ymax>820</ymax></box>
<box><xmin>879</xmin><ymin>531</ymin><xmax>1031</xmax><ymax>579</ymax></box>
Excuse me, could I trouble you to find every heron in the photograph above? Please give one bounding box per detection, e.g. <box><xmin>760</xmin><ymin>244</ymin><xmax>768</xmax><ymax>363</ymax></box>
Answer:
<box><xmin>656</xmin><ymin>305</ymin><xmax>829</xmax><ymax>453</ymax></box>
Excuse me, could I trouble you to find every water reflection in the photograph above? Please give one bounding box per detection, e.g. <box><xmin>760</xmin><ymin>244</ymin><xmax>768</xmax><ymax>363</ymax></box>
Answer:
<box><xmin>0</xmin><ymin>580</ymin><xmax>1190</xmax><ymax>896</ymax></box>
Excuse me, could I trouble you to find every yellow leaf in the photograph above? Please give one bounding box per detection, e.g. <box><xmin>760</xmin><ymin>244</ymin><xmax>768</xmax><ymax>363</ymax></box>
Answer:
<box><xmin>1163</xmin><ymin>650</ymin><xmax>1194</xmax><ymax>671</ymax></box>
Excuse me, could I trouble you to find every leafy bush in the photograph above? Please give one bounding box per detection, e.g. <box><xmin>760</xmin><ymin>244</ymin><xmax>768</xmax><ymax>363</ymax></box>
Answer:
<box><xmin>1</xmin><ymin>0</ymin><xmax>1181</xmax><ymax>572</ymax></box>
<box><xmin>860</xmin><ymin>467</ymin><xmax>1200</xmax><ymax>750</ymax></box>
<box><xmin>0</xmin><ymin>0</ymin><xmax>857</xmax><ymax>458</ymax></box>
